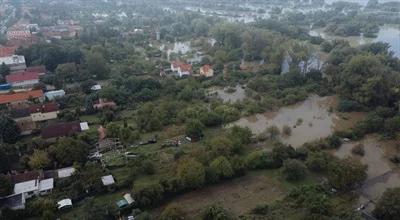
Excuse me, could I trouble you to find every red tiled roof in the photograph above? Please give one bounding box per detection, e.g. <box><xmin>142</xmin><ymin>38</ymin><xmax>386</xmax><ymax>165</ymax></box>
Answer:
<box><xmin>0</xmin><ymin>47</ymin><xmax>17</xmax><ymax>57</ymax></box>
<box><xmin>8</xmin><ymin>171</ymin><xmax>41</xmax><ymax>184</ymax></box>
<box><xmin>26</xmin><ymin>65</ymin><xmax>46</xmax><ymax>73</ymax></box>
<box><xmin>202</xmin><ymin>64</ymin><xmax>213</xmax><ymax>72</ymax></box>
<box><xmin>41</xmin><ymin>121</ymin><xmax>82</xmax><ymax>139</ymax></box>
<box><xmin>171</xmin><ymin>60</ymin><xmax>184</xmax><ymax>69</ymax></box>
<box><xmin>6</xmin><ymin>71</ymin><xmax>40</xmax><ymax>83</ymax></box>
<box><xmin>171</xmin><ymin>60</ymin><xmax>192</xmax><ymax>72</ymax></box>
<box><xmin>0</xmin><ymin>90</ymin><xmax>43</xmax><ymax>104</ymax></box>
<box><xmin>180</xmin><ymin>63</ymin><xmax>192</xmax><ymax>72</ymax></box>
<box><xmin>28</xmin><ymin>102</ymin><xmax>59</xmax><ymax>113</ymax></box>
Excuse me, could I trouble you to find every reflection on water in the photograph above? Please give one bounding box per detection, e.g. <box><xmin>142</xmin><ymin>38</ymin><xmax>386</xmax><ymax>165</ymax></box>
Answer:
<box><xmin>334</xmin><ymin>136</ymin><xmax>400</xmax><ymax>210</ymax></box>
<box><xmin>232</xmin><ymin>95</ymin><xmax>364</xmax><ymax>147</ymax></box>
<box><xmin>310</xmin><ymin>25</ymin><xmax>400</xmax><ymax>57</ymax></box>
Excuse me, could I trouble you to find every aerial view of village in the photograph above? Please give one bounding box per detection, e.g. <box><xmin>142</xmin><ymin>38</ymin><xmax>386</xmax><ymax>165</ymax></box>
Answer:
<box><xmin>1</xmin><ymin>0</ymin><xmax>400</xmax><ymax>219</ymax></box>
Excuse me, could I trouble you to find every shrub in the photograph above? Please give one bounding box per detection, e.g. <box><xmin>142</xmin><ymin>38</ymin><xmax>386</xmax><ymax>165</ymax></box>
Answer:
<box><xmin>201</xmin><ymin>203</ymin><xmax>234</xmax><ymax>220</ymax></box>
<box><xmin>160</xmin><ymin>203</ymin><xmax>186</xmax><ymax>220</ymax></box>
<box><xmin>252</xmin><ymin>204</ymin><xmax>269</xmax><ymax>215</ymax></box>
<box><xmin>282</xmin><ymin>125</ymin><xmax>292</xmax><ymax>136</ymax></box>
<box><xmin>282</xmin><ymin>159</ymin><xmax>307</xmax><ymax>181</ymax></box>
<box><xmin>351</xmin><ymin>144</ymin><xmax>365</xmax><ymax>156</ymax></box>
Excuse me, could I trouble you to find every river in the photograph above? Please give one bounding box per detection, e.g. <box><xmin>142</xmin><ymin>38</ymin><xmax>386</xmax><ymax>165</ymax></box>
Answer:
<box><xmin>310</xmin><ymin>25</ymin><xmax>400</xmax><ymax>57</ymax></box>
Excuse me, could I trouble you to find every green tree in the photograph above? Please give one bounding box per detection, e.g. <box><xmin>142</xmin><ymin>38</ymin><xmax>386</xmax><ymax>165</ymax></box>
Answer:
<box><xmin>49</xmin><ymin>138</ymin><xmax>89</xmax><ymax>166</ymax></box>
<box><xmin>185</xmin><ymin>120</ymin><xmax>205</xmax><ymax>140</ymax></box>
<box><xmin>28</xmin><ymin>150</ymin><xmax>51</xmax><ymax>170</ymax></box>
<box><xmin>328</xmin><ymin>157</ymin><xmax>367</xmax><ymax>190</ymax></box>
<box><xmin>282</xmin><ymin>159</ymin><xmax>307</xmax><ymax>181</ymax></box>
<box><xmin>177</xmin><ymin>158</ymin><xmax>205</xmax><ymax>189</ymax></box>
<box><xmin>0</xmin><ymin>114</ymin><xmax>21</xmax><ymax>144</ymax></box>
<box><xmin>0</xmin><ymin>174</ymin><xmax>12</xmax><ymax>197</ymax></box>
<box><xmin>106</xmin><ymin>122</ymin><xmax>121</xmax><ymax>138</ymax></box>
<box><xmin>373</xmin><ymin>187</ymin><xmax>400</xmax><ymax>220</ymax></box>
<box><xmin>267</xmin><ymin>125</ymin><xmax>280</xmax><ymax>140</ymax></box>
<box><xmin>209</xmin><ymin>156</ymin><xmax>234</xmax><ymax>181</ymax></box>
<box><xmin>86</xmin><ymin>52</ymin><xmax>110</xmax><ymax>79</ymax></box>
<box><xmin>0</xmin><ymin>62</ymin><xmax>10</xmax><ymax>81</ymax></box>
<box><xmin>201</xmin><ymin>203</ymin><xmax>235</xmax><ymax>220</ymax></box>
<box><xmin>306</xmin><ymin>152</ymin><xmax>333</xmax><ymax>172</ymax></box>
<box><xmin>55</xmin><ymin>62</ymin><xmax>78</xmax><ymax>83</ymax></box>
<box><xmin>133</xmin><ymin>182</ymin><xmax>164</xmax><ymax>207</ymax></box>
<box><xmin>160</xmin><ymin>203</ymin><xmax>186</xmax><ymax>220</ymax></box>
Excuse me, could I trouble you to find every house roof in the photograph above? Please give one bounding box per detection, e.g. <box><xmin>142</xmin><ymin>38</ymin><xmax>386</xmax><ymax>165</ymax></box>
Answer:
<box><xmin>0</xmin><ymin>90</ymin><xmax>43</xmax><ymax>104</ymax></box>
<box><xmin>41</xmin><ymin>121</ymin><xmax>82</xmax><ymax>139</ymax></box>
<box><xmin>6</xmin><ymin>71</ymin><xmax>40</xmax><ymax>83</ymax></box>
<box><xmin>0</xmin><ymin>55</ymin><xmax>25</xmax><ymax>66</ymax></box>
<box><xmin>0</xmin><ymin>47</ymin><xmax>17</xmax><ymax>57</ymax></box>
<box><xmin>180</xmin><ymin>63</ymin><xmax>192</xmax><ymax>72</ymax></box>
<box><xmin>11</xmin><ymin>108</ymin><xmax>31</xmax><ymax>118</ymax></box>
<box><xmin>57</xmin><ymin>199</ymin><xmax>72</xmax><ymax>209</ymax></box>
<box><xmin>171</xmin><ymin>61</ymin><xmax>192</xmax><ymax>72</ymax></box>
<box><xmin>29</xmin><ymin>102</ymin><xmax>59</xmax><ymax>113</ymax></box>
<box><xmin>8</xmin><ymin>171</ymin><xmax>41</xmax><ymax>184</ymax></box>
<box><xmin>14</xmin><ymin>179</ymin><xmax>39</xmax><ymax>194</ymax></box>
<box><xmin>101</xmin><ymin>175</ymin><xmax>115</xmax><ymax>186</ymax></box>
<box><xmin>201</xmin><ymin>64</ymin><xmax>213</xmax><ymax>72</ymax></box>
<box><xmin>57</xmin><ymin>167</ymin><xmax>75</xmax><ymax>178</ymax></box>
<box><xmin>39</xmin><ymin>178</ymin><xmax>54</xmax><ymax>191</ymax></box>
<box><xmin>26</xmin><ymin>65</ymin><xmax>46</xmax><ymax>73</ymax></box>
<box><xmin>0</xmin><ymin>193</ymin><xmax>25</xmax><ymax>210</ymax></box>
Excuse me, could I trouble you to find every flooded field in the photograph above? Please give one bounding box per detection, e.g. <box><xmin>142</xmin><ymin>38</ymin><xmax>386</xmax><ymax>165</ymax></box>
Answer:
<box><xmin>334</xmin><ymin>136</ymin><xmax>400</xmax><ymax>210</ymax></box>
<box><xmin>310</xmin><ymin>25</ymin><xmax>400</xmax><ymax>57</ymax></box>
<box><xmin>209</xmin><ymin>85</ymin><xmax>247</xmax><ymax>103</ymax></box>
<box><xmin>232</xmin><ymin>95</ymin><xmax>364</xmax><ymax>147</ymax></box>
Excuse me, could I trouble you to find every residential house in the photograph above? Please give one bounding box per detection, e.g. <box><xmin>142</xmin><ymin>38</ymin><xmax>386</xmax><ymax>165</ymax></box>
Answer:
<box><xmin>0</xmin><ymin>83</ymin><xmax>11</xmax><ymax>94</ymax></box>
<box><xmin>29</xmin><ymin>102</ymin><xmax>59</xmax><ymax>122</ymax></box>
<box><xmin>56</xmin><ymin>167</ymin><xmax>75</xmax><ymax>179</ymax></box>
<box><xmin>91</xmin><ymin>84</ymin><xmax>102</xmax><ymax>91</ymax></box>
<box><xmin>0</xmin><ymin>46</ymin><xmax>17</xmax><ymax>57</ymax></box>
<box><xmin>171</xmin><ymin>61</ymin><xmax>192</xmax><ymax>77</ymax></box>
<box><xmin>8</xmin><ymin>171</ymin><xmax>42</xmax><ymax>185</ymax></box>
<box><xmin>41</xmin><ymin>121</ymin><xmax>89</xmax><ymax>139</ymax></box>
<box><xmin>6</xmin><ymin>71</ymin><xmax>41</xmax><ymax>89</ymax></box>
<box><xmin>57</xmin><ymin>199</ymin><xmax>72</xmax><ymax>210</ymax></box>
<box><xmin>6</xmin><ymin>30</ymin><xmax>32</xmax><ymax>41</ymax></box>
<box><xmin>0</xmin><ymin>55</ymin><xmax>26</xmax><ymax>72</ymax></box>
<box><xmin>101</xmin><ymin>175</ymin><xmax>115</xmax><ymax>186</ymax></box>
<box><xmin>0</xmin><ymin>90</ymin><xmax>44</xmax><ymax>107</ymax></box>
<box><xmin>44</xmin><ymin>90</ymin><xmax>65</xmax><ymax>101</ymax></box>
<box><xmin>13</xmin><ymin>178</ymin><xmax>54</xmax><ymax>199</ymax></box>
<box><xmin>93</xmin><ymin>98</ymin><xmax>117</xmax><ymax>110</ymax></box>
<box><xmin>199</xmin><ymin>65</ymin><xmax>214</xmax><ymax>77</ymax></box>
<box><xmin>11</xmin><ymin>108</ymin><xmax>36</xmax><ymax>135</ymax></box>
<box><xmin>0</xmin><ymin>193</ymin><xmax>26</xmax><ymax>210</ymax></box>
<box><xmin>26</xmin><ymin>65</ymin><xmax>46</xmax><ymax>75</ymax></box>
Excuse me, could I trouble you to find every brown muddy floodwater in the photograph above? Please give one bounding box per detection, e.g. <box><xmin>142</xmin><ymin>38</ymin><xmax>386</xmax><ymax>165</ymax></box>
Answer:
<box><xmin>232</xmin><ymin>95</ymin><xmax>364</xmax><ymax>147</ymax></box>
<box><xmin>334</xmin><ymin>136</ymin><xmax>400</xmax><ymax>211</ymax></box>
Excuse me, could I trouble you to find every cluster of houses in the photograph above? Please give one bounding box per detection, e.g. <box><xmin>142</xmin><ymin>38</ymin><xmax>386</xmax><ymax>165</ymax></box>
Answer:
<box><xmin>166</xmin><ymin>60</ymin><xmax>214</xmax><ymax>78</ymax></box>
<box><xmin>0</xmin><ymin>167</ymin><xmax>123</xmax><ymax>211</ymax></box>
<box><xmin>0</xmin><ymin>167</ymin><xmax>75</xmax><ymax>210</ymax></box>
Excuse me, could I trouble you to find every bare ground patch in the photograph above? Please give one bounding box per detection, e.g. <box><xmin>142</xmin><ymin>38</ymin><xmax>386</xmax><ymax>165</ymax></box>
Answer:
<box><xmin>153</xmin><ymin>173</ymin><xmax>285</xmax><ymax>218</ymax></box>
